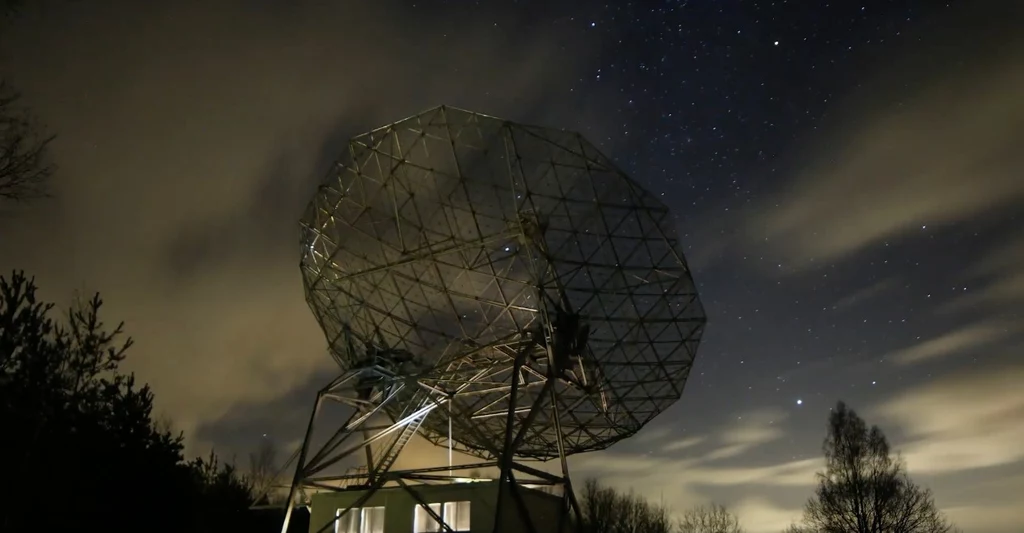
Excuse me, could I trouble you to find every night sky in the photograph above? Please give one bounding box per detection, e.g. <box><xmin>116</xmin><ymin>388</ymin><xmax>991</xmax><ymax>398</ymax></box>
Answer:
<box><xmin>2</xmin><ymin>1</ymin><xmax>1022</xmax><ymax>532</ymax></box>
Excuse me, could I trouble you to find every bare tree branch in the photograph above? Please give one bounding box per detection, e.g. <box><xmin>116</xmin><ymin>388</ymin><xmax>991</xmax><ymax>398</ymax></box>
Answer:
<box><xmin>679</xmin><ymin>503</ymin><xmax>744</xmax><ymax>533</ymax></box>
<box><xmin>795</xmin><ymin>402</ymin><xmax>956</xmax><ymax>533</ymax></box>
<box><xmin>579</xmin><ymin>478</ymin><xmax>674</xmax><ymax>533</ymax></box>
<box><xmin>0</xmin><ymin>82</ymin><xmax>55</xmax><ymax>202</ymax></box>
<box><xmin>247</xmin><ymin>438</ymin><xmax>280</xmax><ymax>505</ymax></box>
<box><xmin>2</xmin><ymin>0</ymin><xmax>23</xmax><ymax>19</ymax></box>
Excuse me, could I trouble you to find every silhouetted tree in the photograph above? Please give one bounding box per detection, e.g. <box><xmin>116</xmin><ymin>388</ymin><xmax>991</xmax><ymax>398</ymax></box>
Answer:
<box><xmin>679</xmin><ymin>503</ymin><xmax>743</xmax><ymax>533</ymax></box>
<box><xmin>2</xmin><ymin>0</ymin><xmax>23</xmax><ymax>19</ymax></box>
<box><xmin>789</xmin><ymin>402</ymin><xmax>956</xmax><ymax>533</ymax></box>
<box><xmin>0</xmin><ymin>271</ymin><xmax>193</xmax><ymax>531</ymax></box>
<box><xmin>2</xmin><ymin>6</ymin><xmax>55</xmax><ymax>202</ymax></box>
<box><xmin>0</xmin><ymin>82</ymin><xmax>53</xmax><ymax>201</ymax></box>
<box><xmin>0</xmin><ymin>271</ymin><xmax>270</xmax><ymax>532</ymax></box>
<box><xmin>248</xmin><ymin>438</ymin><xmax>282</xmax><ymax>505</ymax></box>
<box><xmin>188</xmin><ymin>449</ymin><xmax>263</xmax><ymax>530</ymax></box>
<box><xmin>579</xmin><ymin>478</ymin><xmax>674</xmax><ymax>533</ymax></box>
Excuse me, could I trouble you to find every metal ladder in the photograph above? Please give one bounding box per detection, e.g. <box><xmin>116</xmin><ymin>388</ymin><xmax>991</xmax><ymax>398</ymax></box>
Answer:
<box><xmin>373</xmin><ymin>404</ymin><xmax>431</xmax><ymax>477</ymax></box>
<box><xmin>338</xmin><ymin>465</ymin><xmax>369</xmax><ymax>488</ymax></box>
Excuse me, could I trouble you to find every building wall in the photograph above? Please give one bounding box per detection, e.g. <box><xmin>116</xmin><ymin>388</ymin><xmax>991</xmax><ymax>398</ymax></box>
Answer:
<box><xmin>308</xmin><ymin>481</ymin><xmax>566</xmax><ymax>533</ymax></box>
<box><xmin>513</xmin><ymin>488</ymin><xmax>567</xmax><ymax>533</ymax></box>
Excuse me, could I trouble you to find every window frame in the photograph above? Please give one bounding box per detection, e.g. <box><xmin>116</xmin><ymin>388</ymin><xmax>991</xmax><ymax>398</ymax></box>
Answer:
<box><xmin>443</xmin><ymin>500</ymin><xmax>471</xmax><ymax>532</ymax></box>
<box><xmin>414</xmin><ymin>500</ymin><xmax>471</xmax><ymax>533</ymax></box>
<box><xmin>413</xmin><ymin>502</ymin><xmax>443</xmax><ymax>533</ymax></box>
<box><xmin>336</xmin><ymin>505</ymin><xmax>386</xmax><ymax>533</ymax></box>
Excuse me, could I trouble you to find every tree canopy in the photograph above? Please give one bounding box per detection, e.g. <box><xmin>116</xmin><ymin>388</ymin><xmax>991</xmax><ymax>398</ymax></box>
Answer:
<box><xmin>788</xmin><ymin>401</ymin><xmax>956</xmax><ymax>533</ymax></box>
<box><xmin>579</xmin><ymin>479</ymin><xmax>746</xmax><ymax>533</ymax></box>
<box><xmin>679</xmin><ymin>503</ymin><xmax>744</xmax><ymax>533</ymax></box>
<box><xmin>0</xmin><ymin>271</ymin><xmax>268</xmax><ymax>532</ymax></box>
<box><xmin>0</xmin><ymin>82</ymin><xmax>53</xmax><ymax>201</ymax></box>
<box><xmin>1</xmin><ymin>5</ymin><xmax>55</xmax><ymax>202</ymax></box>
<box><xmin>579</xmin><ymin>478</ymin><xmax>675</xmax><ymax>533</ymax></box>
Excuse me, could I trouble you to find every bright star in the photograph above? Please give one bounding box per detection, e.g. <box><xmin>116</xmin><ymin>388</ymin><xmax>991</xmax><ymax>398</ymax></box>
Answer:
<box><xmin>796</xmin><ymin>399</ymin><xmax>803</xmax><ymax>405</ymax></box>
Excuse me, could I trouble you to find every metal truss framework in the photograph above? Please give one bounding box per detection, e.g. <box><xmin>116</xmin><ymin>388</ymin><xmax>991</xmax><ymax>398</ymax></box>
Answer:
<box><xmin>299</xmin><ymin>105</ymin><xmax>707</xmax><ymax>461</ymax></box>
<box><xmin>279</xmin><ymin>361</ymin><xmax>582</xmax><ymax>533</ymax></box>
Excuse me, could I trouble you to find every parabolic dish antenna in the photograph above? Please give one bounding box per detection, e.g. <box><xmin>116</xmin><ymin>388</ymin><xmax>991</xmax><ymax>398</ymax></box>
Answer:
<box><xmin>299</xmin><ymin>105</ymin><xmax>706</xmax><ymax>460</ymax></box>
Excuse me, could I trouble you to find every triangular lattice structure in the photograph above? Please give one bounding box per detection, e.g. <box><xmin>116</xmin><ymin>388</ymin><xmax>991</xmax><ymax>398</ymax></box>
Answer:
<box><xmin>281</xmin><ymin>106</ymin><xmax>706</xmax><ymax>533</ymax></box>
<box><xmin>301</xmin><ymin>105</ymin><xmax>705</xmax><ymax>459</ymax></box>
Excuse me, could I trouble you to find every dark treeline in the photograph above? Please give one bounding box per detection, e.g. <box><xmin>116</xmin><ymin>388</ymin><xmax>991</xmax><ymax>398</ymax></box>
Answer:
<box><xmin>0</xmin><ymin>269</ymin><xmax>962</xmax><ymax>532</ymax></box>
<box><xmin>0</xmin><ymin>272</ymin><xmax>289</xmax><ymax>532</ymax></box>
<box><xmin>0</xmin><ymin>5</ymin><xmax>292</xmax><ymax>528</ymax></box>
<box><xmin>1</xmin><ymin>0</ymin><xmax>52</xmax><ymax>202</ymax></box>
<box><xmin>578</xmin><ymin>479</ymin><xmax>743</xmax><ymax>533</ymax></box>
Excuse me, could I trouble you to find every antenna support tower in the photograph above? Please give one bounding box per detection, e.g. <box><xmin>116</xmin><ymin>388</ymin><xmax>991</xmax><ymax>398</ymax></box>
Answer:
<box><xmin>280</xmin><ymin>106</ymin><xmax>706</xmax><ymax>533</ymax></box>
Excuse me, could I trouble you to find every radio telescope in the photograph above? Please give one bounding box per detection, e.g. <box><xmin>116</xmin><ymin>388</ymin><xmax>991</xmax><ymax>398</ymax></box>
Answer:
<box><xmin>280</xmin><ymin>106</ymin><xmax>705</xmax><ymax>533</ymax></box>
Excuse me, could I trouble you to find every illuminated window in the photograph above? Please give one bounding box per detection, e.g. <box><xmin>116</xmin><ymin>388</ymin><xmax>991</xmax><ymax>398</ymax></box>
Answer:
<box><xmin>413</xmin><ymin>501</ymin><xmax>471</xmax><ymax>533</ymax></box>
<box><xmin>337</xmin><ymin>506</ymin><xmax>385</xmax><ymax>533</ymax></box>
<box><xmin>337</xmin><ymin>508</ymin><xmax>357</xmax><ymax>533</ymax></box>
<box><xmin>361</xmin><ymin>506</ymin><xmax>386</xmax><ymax>533</ymax></box>
<box><xmin>413</xmin><ymin>503</ymin><xmax>442</xmax><ymax>533</ymax></box>
<box><xmin>443</xmin><ymin>501</ymin><xmax>471</xmax><ymax>531</ymax></box>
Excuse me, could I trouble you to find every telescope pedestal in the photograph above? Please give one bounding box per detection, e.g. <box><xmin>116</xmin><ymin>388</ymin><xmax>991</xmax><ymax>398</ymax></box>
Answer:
<box><xmin>277</xmin><ymin>362</ymin><xmax>581</xmax><ymax>533</ymax></box>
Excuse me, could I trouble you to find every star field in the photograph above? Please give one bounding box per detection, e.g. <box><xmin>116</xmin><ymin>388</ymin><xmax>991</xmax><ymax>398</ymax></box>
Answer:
<box><xmin>1</xmin><ymin>1</ymin><xmax>1021</xmax><ymax>531</ymax></box>
<box><xmin>538</xmin><ymin>0</ymin><xmax>967</xmax><ymax>429</ymax></box>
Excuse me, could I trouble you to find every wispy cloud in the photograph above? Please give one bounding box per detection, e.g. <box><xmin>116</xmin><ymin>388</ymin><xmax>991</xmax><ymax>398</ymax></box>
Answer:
<box><xmin>944</xmin><ymin>231</ymin><xmax>1024</xmax><ymax>313</ymax></box>
<box><xmin>876</xmin><ymin>363</ymin><xmax>1024</xmax><ymax>475</ymax></box>
<box><xmin>705</xmin><ymin>408</ymin><xmax>788</xmax><ymax>460</ymax></box>
<box><xmin>577</xmin><ymin>407</ymin><xmax>812</xmax><ymax>492</ymax></box>
<box><xmin>889</xmin><ymin>321</ymin><xmax>1015</xmax><ymax>365</ymax></box>
<box><xmin>575</xmin><ymin>408</ymin><xmax>816</xmax><ymax>532</ymax></box>
<box><xmin>573</xmin><ymin>450</ymin><xmax>818</xmax><ymax>532</ymax></box>
<box><xmin>831</xmin><ymin>278</ymin><xmax>899</xmax><ymax>311</ymax></box>
<box><xmin>661</xmin><ymin>435</ymin><xmax>706</xmax><ymax>453</ymax></box>
<box><xmin>944</xmin><ymin>505</ymin><xmax>1024</xmax><ymax>533</ymax></box>
<box><xmin>730</xmin><ymin>498</ymin><xmax>803</xmax><ymax>533</ymax></box>
<box><xmin>685</xmin><ymin>458</ymin><xmax>821</xmax><ymax>488</ymax></box>
<box><xmin>580</xmin><ymin>380</ymin><xmax>1024</xmax><ymax>532</ymax></box>
<box><xmin>739</xmin><ymin>45</ymin><xmax>1024</xmax><ymax>268</ymax></box>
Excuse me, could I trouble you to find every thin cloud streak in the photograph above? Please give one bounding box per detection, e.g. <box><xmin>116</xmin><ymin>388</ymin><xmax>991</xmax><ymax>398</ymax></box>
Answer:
<box><xmin>581</xmin><ymin>378</ymin><xmax>1024</xmax><ymax>533</ymax></box>
<box><xmin>740</xmin><ymin>45</ymin><xmax>1024</xmax><ymax>268</ymax></box>
<box><xmin>944</xmin><ymin>506</ymin><xmax>1024</xmax><ymax>533</ymax></box>
<box><xmin>575</xmin><ymin>408</ymin><xmax>818</xmax><ymax>532</ymax></box>
<box><xmin>831</xmin><ymin>278</ymin><xmax>898</xmax><ymax>311</ymax></box>
<box><xmin>661</xmin><ymin>435</ymin><xmax>706</xmax><ymax>453</ymax></box>
<box><xmin>876</xmin><ymin>364</ymin><xmax>1024</xmax><ymax>475</ymax></box>
<box><xmin>944</xmin><ymin>230</ymin><xmax>1024</xmax><ymax>313</ymax></box>
<box><xmin>889</xmin><ymin>321</ymin><xmax>1015</xmax><ymax>365</ymax></box>
<box><xmin>706</xmin><ymin>408</ymin><xmax>788</xmax><ymax>460</ymax></box>
<box><xmin>730</xmin><ymin>498</ymin><xmax>803</xmax><ymax>533</ymax></box>
<box><xmin>577</xmin><ymin>407</ymin><xmax>814</xmax><ymax>489</ymax></box>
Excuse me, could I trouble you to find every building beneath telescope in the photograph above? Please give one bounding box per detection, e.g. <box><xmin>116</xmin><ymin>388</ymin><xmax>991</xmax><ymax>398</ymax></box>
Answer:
<box><xmin>307</xmin><ymin>480</ymin><xmax>565</xmax><ymax>533</ymax></box>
